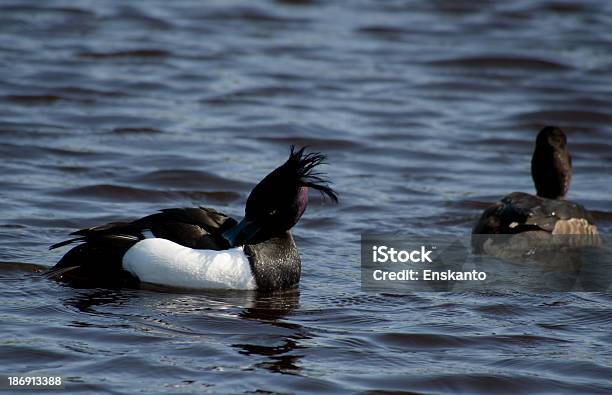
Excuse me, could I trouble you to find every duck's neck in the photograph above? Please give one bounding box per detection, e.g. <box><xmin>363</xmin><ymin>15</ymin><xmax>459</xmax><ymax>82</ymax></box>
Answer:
<box><xmin>531</xmin><ymin>145</ymin><xmax>571</xmax><ymax>199</ymax></box>
<box><xmin>244</xmin><ymin>232</ymin><xmax>300</xmax><ymax>292</ymax></box>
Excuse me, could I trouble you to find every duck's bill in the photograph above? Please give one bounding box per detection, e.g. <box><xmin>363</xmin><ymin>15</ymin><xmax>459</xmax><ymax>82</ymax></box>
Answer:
<box><xmin>222</xmin><ymin>218</ymin><xmax>259</xmax><ymax>247</ymax></box>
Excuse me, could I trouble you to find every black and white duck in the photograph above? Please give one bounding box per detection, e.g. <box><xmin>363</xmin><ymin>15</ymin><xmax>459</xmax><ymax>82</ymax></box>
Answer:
<box><xmin>47</xmin><ymin>146</ymin><xmax>338</xmax><ymax>292</ymax></box>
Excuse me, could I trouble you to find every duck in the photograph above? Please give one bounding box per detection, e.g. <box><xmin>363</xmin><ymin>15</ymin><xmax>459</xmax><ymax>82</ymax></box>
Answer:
<box><xmin>472</xmin><ymin>126</ymin><xmax>598</xmax><ymax>254</ymax></box>
<box><xmin>46</xmin><ymin>146</ymin><xmax>338</xmax><ymax>292</ymax></box>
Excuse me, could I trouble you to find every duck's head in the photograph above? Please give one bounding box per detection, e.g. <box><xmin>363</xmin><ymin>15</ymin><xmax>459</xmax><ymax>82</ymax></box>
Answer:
<box><xmin>531</xmin><ymin>126</ymin><xmax>572</xmax><ymax>199</ymax></box>
<box><xmin>223</xmin><ymin>146</ymin><xmax>338</xmax><ymax>247</ymax></box>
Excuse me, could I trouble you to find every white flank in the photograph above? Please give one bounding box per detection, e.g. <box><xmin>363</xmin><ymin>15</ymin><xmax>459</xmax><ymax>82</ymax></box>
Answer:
<box><xmin>122</xmin><ymin>238</ymin><xmax>257</xmax><ymax>290</ymax></box>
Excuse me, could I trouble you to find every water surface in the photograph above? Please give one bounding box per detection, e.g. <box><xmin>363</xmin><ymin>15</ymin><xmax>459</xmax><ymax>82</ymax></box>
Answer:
<box><xmin>1</xmin><ymin>0</ymin><xmax>611</xmax><ymax>393</ymax></box>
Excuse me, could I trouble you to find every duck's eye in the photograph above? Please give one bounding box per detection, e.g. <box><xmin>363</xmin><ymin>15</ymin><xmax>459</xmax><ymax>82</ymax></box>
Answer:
<box><xmin>268</xmin><ymin>209</ymin><xmax>278</xmax><ymax>216</ymax></box>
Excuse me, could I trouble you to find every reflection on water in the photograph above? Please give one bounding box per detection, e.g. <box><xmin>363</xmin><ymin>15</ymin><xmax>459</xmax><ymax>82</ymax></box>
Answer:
<box><xmin>61</xmin><ymin>285</ymin><xmax>307</xmax><ymax>377</ymax></box>
<box><xmin>236</xmin><ymin>291</ymin><xmax>305</xmax><ymax>375</ymax></box>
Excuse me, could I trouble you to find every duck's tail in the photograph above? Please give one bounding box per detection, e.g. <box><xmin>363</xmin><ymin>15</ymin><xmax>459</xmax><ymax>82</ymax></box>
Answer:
<box><xmin>46</xmin><ymin>225</ymin><xmax>143</xmax><ymax>288</ymax></box>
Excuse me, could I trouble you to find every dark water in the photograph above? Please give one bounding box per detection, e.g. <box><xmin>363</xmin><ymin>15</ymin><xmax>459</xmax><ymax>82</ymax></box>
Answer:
<box><xmin>1</xmin><ymin>0</ymin><xmax>612</xmax><ymax>393</ymax></box>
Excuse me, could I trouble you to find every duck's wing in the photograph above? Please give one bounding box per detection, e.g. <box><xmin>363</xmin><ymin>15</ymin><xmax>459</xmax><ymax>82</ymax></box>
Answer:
<box><xmin>499</xmin><ymin>192</ymin><xmax>556</xmax><ymax>232</ymax></box>
<box><xmin>475</xmin><ymin>192</ymin><xmax>596</xmax><ymax>234</ymax></box>
<box><xmin>50</xmin><ymin>207</ymin><xmax>236</xmax><ymax>251</ymax></box>
<box><xmin>500</xmin><ymin>192</ymin><xmax>596</xmax><ymax>233</ymax></box>
<box><xmin>133</xmin><ymin>207</ymin><xmax>237</xmax><ymax>249</ymax></box>
<box><xmin>472</xmin><ymin>192</ymin><xmax>544</xmax><ymax>235</ymax></box>
<box><xmin>472</xmin><ymin>192</ymin><xmax>599</xmax><ymax>255</ymax></box>
<box><xmin>46</xmin><ymin>207</ymin><xmax>237</xmax><ymax>287</ymax></box>
<box><xmin>48</xmin><ymin>221</ymin><xmax>143</xmax><ymax>250</ymax></box>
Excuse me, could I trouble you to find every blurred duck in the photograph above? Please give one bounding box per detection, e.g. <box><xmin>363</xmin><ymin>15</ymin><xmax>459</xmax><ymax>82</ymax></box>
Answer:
<box><xmin>47</xmin><ymin>146</ymin><xmax>337</xmax><ymax>292</ymax></box>
<box><xmin>472</xmin><ymin>126</ymin><xmax>598</xmax><ymax>253</ymax></box>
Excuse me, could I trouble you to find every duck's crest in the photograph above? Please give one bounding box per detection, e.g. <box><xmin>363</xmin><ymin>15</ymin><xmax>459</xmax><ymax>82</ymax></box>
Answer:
<box><xmin>287</xmin><ymin>145</ymin><xmax>338</xmax><ymax>202</ymax></box>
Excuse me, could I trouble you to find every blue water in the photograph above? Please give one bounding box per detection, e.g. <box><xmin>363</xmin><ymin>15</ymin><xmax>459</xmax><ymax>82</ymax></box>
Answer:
<box><xmin>1</xmin><ymin>0</ymin><xmax>611</xmax><ymax>393</ymax></box>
